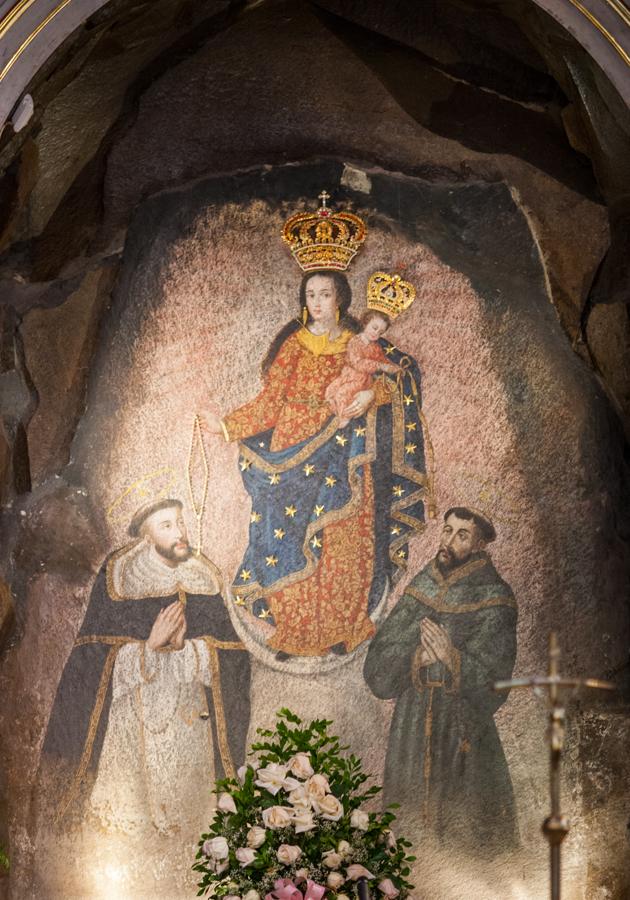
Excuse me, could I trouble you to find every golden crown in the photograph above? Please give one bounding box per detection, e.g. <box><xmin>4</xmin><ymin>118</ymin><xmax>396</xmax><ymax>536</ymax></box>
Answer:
<box><xmin>367</xmin><ymin>271</ymin><xmax>416</xmax><ymax>319</ymax></box>
<box><xmin>282</xmin><ymin>190</ymin><xmax>367</xmax><ymax>272</ymax></box>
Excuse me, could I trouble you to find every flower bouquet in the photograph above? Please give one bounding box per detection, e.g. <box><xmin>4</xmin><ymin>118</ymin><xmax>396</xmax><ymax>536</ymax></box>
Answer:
<box><xmin>194</xmin><ymin>709</ymin><xmax>415</xmax><ymax>898</ymax></box>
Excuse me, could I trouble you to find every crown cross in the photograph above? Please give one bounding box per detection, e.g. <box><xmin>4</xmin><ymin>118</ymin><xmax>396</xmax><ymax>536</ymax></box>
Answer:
<box><xmin>282</xmin><ymin>193</ymin><xmax>366</xmax><ymax>272</ymax></box>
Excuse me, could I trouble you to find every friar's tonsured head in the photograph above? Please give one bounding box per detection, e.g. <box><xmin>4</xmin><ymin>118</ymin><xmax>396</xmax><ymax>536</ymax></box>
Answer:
<box><xmin>129</xmin><ymin>498</ymin><xmax>192</xmax><ymax>565</ymax></box>
<box><xmin>437</xmin><ymin>505</ymin><xmax>496</xmax><ymax>573</ymax></box>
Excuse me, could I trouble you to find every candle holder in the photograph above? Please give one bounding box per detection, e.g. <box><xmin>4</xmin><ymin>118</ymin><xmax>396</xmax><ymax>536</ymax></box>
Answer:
<box><xmin>494</xmin><ymin>632</ymin><xmax>614</xmax><ymax>900</ymax></box>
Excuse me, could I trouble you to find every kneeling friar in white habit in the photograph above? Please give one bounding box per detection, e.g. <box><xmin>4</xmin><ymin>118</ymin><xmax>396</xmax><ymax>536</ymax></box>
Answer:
<box><xmin>43</xmin><ymin>497</ymin><xmax>251</xmax><ymax>836</ymax></box>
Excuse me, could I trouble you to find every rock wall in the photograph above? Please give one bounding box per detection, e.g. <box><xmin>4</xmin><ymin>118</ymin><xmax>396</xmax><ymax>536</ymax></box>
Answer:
<box><xmin>0</xmin><ymin>2</ymin><xmax>628</xmax><ymax>898</ymax></box>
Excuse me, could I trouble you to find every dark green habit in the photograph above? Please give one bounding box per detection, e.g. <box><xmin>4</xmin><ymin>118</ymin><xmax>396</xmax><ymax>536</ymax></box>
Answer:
<box><xmin>364</xmin><ymin>551</ymin><xmax>518</xmax><ymax>856</ymax></box>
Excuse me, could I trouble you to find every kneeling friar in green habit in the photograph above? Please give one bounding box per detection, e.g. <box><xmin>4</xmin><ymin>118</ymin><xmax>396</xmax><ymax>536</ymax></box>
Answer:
<box><xmin>364</xmin><ymin>506</ymin><xmax>518</xmax><ymax>857</ymax></box>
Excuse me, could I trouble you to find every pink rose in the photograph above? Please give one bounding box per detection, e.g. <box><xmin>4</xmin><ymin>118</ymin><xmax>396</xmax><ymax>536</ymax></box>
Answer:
<box><xmin>350</xmin><ymin>808</ymin><xmax>370</xmax><ymax>831</ymax></box>
<box><xmin>378</xmin><ymin>879</ymin><xmax>400</xmax><ymax>898</ymax></box>
<box><xmin>314</xmin><ymin>794</ymin><xmax>343</xmax><ymax>821</ymax></box>
<box><xmin>288</xmin><ymin>753</ymin><xmax>314</xmax><ymax>779</ymax></box>
<box><xmin>247</xmin><ymin>825</ymin><xmax>267</xmax><ymax>848</ymax></box>
<box><xmin>236</xmin><ymin>847</ymin><xmax>257</xmax><ymax>867</ymax></box>
<box><xmin>347</xmin><ymin>864</ymin><xmax>375</xmax><ymax>881</ymax></box>
<box><xmin>322</xmin><ymin>850</ymin><xmax>343</xmax><ymax>869</ymax></box>
<box><xmin>277</xmin><ymin>844</ymin><xmax>302</xmax><ymax>865</ymax></box>
<box><xmin>291</xmin><ymin>809</ymin><xmax>316</xmax><ymax>833</ymax></box>
<box><xmin>306</xmin><ymin>774</ymin><xmax>330</xmax><ymax>801</ymax></box>
<box><xmin>203</xmin><ymin>836</ymin><xmax>229</xmax><ymax>859</ymax></box>
<box><xmin>256</xmin><ymin>763</ymin><xmax>289</xmax><ymax>796</ymax></box>
<box><xmin>262</xmin><ymin>806</ymin><xmax>293</xmax><ymax>829</ymax></box>
<box><xmin>217</xmin><ymin>792</ymin><xmax>237</xmax><ymax>814</ymax></box>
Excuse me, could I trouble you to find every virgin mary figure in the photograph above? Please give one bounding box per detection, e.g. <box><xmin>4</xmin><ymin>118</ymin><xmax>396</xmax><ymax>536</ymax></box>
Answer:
<box><xmin>203</xmin><ymin>196</ymin><xmax>432</xmax><ymax>658</ymax></box>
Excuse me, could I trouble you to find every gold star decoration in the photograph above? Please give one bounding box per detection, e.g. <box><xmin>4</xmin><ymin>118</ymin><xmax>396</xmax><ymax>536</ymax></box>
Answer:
<box><xmin>324</xmin><ymin>475</ymin><xmax>337</xmax><ymax>487</ymax></box>
<box><xmin>240</xmin><ymin>458</ymin><xmax>252</xmax><ymax>471</ymax></box>
<box><xmin>274</xmin><ymin>528</ymin><xmax>285</xmax><ymax>540</ymax></box>
<box><xmin>233</xmin><ymin>595</ymin><xmax>246</xmax><ymax>606</ymax></box>
<box><xmin>397</xmin><ymin>549</ymin><xmax>406</xmax><ymax>559</ymax></box>
<box><xmin>385</xmin><ymin>344</ymin><xmax>396</xmax><ymax>355</ymax></box>
<box><xmin>285</xmin><ymin>505</ymin><xmax>297</xmax><ymax>518</ymax></box>
<box><xmin>250</xmin><ymin>511</ymin><xmax>262</xmax><ymax>523</ymax></box>
<box><xmin>258</xmin><ymin>609</ymin><xmax>272</xmax><ymax>620</ymax></box>
<box><xmin>403</xmin><ymin>395</ymin><xmax>414</xmax><ymax>407</ymax></box>
<box><xmin>240</xmin><ymin>569</ymin><xmax>251</xmax><ymax>582</ymax></box>
<box><xmin>258</xmin><ymin>441</ymin><xmax>265</xmax><ymax>448</ymax></box>
<box><xmin>391</xmin><ymin>525</ymin><xmax>401</xmax><ymax>535</ymax></box>
<box><xmin>314</xmin><ymin>504</ymin><xmax>325</xmax><ymax>518</ymax></box>
<box><xmin>335</xmin><ymin>434</ymin><xmax>348</xmax><ymax>446</ymax></box>
<box><xmin>311</xmin><ymin>535</ymin><xmax>322</xmax><ymax>549</ymax></box>
<box><xmin>393</xmin><ymin>485</ymin><xmax>405</xmax><ymax>498</ymax></box>
<box><xmin>405</xmin><ymin>442</ymin><xmax>417</xmax><ymax>455</ymax></box>
<box><xmin>269</xmin><ymin>473</ymin><xmax>280</xmax><ymax>485</ymax></box>
<box><xmin>303</xmin><ymin>463</ymin><xmax>315</xmax><ymax>476</ymax></box>
<box><xmin>354</xmin><ymin>426</ymin><xmax>366</xmax><ymax>437</ymax></box>
<box><xmin>406</xmin><ymin>421</ymin><xmax>417</xmax><ymax>432</ymax></box>
<box><xmin>265</xmin><ymin>555</ymin><xmax>278</xmax><ymax>567</ymax></box>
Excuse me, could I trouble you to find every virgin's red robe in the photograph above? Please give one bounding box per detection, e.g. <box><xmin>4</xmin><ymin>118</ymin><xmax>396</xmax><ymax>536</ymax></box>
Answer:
<box><xmin>223</xmin><ymin>328</ymin><xmax>381</xmax><ymax>655</ymax></box>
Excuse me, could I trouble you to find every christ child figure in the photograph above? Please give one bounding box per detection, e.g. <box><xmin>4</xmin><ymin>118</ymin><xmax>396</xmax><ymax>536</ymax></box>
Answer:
<box><xmin>325</xmin><ymin>310</ymin><xmax>401</xmax><ymax>427</ymax></box>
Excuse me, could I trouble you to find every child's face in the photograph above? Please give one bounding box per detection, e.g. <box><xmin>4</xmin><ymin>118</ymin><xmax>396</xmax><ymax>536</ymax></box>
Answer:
<box><xmin>364</xmin><ymin>316</ymin><xmax>388</xmax><ymax>341</ymax></box>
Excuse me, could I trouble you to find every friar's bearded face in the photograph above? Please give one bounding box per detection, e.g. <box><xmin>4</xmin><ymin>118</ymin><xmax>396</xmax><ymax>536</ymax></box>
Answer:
<box><xmin>142</xmin><ymin>506</ymin><xmax>192</xmax><ymax>565</ymax></box>
<box><xmin>436</xmin><ymin>513</ymin><xmax>485</xmax><ymax>574</ymax></box>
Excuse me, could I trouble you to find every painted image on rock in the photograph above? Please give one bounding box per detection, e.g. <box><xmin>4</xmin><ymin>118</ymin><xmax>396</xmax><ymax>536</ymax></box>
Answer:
<box><xmin>26</xmin><ymin>178</ymin><xmax>562</xmax><ymax>898</ymax></box>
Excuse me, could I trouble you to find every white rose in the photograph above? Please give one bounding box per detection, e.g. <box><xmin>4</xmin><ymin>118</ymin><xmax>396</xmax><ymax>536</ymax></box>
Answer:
<box><xmin>262</xmin><ymin>806</ymin><xmax>293</xmax><ymax>829</ymax></box>
<box><xmin>235</xmin><ymin>847</ymin><xmax>256</xmax><ymax>868</ymax></box>
<box><xmin>237</xmin><ymin>765</ymin><xmax>250</xmax><ymax>783</ymax></box>
<box><xmin>306</xmin><ymin>773</ymin><xmax>330</xmax><ymax>801</ymax></box>
<box><xmin>204</xmin><ymin>836</ymin><xmax>229</xmax><ymax>859</ymax></box>
<box><xmin>282</xmin><ymin>776</ymin><xmax>303</xmax><ymax>793</ymax></box>
<box><xmin>378</xmin><ymin>878</ymin><xmax>400</xmax><ymax>898</ymax></box>
<box><xmin>314</xmin><ymin>794</ymin><xmax>344</xmax><ymax>821</ymax></box>
<box><xmin>255</xmin><ymin>763</ymin><xmax>289</xmax><ymax>796</ymax></box>
<box><xmin>295</xmin><ymin>868</ymin><xmax>309</xmax><ymax>883</ymax></box>
<box><xmin>244</xmin><ymin>892</ymin><xmax>261</xmax><ymax>900</ymax></box>
<box><xmin>217</xmin><ymin>793</ymin><xmax>237</xmax><ymax>814</ymax></box>
<box><xmin>347</xmin><ymin>864</ymin><xmax>375</xmax><ymax>881</ymax></box>
<box><xmin>292</xmin><ymin>809</ymin><xmax>316</xmax><ymax>833</ymax></box>
<box><xmin>288</xmin><ymin>753</ymin><xmax>314</xmax><ymax>779</ymax></box>
<box><xmin>224</xmin><ymin>896</ymin><xmax>241</xmax><ymax>900</ymax></box>
<box><xmin>288</xmin><ymin>784</ymin><xmax>311</xmax><ymax>810</ymax></box>
<box><xmin>350</xmin><ymin>809</ymin><xmax>370</xmax><ymax>831</ymax></box>
<box><xmin>277</xmin><ymin>844</ymin><xmax>302</xmax><ymax>865</ymax></box>
<box><xmin>246</xmin><ymin>825</ymin><xmax>266</xmax><ymax>848</ymax></box>
<box><xmin>322</xmin><ymin>850</ymin><xmax>343</xmax><ymax>869</ymax></box>
<box><xmin>327</xmin><ymin>872</ymin><xmax>345</xmax><ymax>890</ymax></box>
<box><xmin>337</xmin><ymin>840</ymin><xmax>351</xmax><ymax>857</ymax></box>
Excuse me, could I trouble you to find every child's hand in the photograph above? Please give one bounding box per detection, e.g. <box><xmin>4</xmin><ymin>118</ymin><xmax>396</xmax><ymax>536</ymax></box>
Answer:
<box><xmin>382</xmin><ymin>363</ymin><xmax>401</xmax><ymax>374</ymax></box>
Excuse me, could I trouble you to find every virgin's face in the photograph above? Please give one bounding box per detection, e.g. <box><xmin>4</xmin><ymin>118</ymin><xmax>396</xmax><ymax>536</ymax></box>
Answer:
<box><xmin>305</xmin><ymin>275</ymin><xmax>338</xmax><ymax>324</ymax></box>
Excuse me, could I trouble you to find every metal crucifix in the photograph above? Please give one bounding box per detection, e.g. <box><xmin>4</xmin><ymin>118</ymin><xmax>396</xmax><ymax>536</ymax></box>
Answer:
<box><xmin>494</xmin><ymin>633</ymin><xmax>614</xmax><ymax>900</ymax></box>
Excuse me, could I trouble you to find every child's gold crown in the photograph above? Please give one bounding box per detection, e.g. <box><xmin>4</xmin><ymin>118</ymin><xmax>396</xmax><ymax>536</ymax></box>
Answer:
<box><xmin>367</xmin><ymin>271</ymin><xmax>416</xmax><ymax>319</ymax></box>
<box><xmin>282</xmin><ymin>190</ymin><xmax>367</xmax><ymax>272</ymax></box>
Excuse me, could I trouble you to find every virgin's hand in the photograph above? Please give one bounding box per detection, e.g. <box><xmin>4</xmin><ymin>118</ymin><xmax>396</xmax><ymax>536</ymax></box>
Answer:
<box><xmin>199</xmin><ymin>412</ymin><xmax>223</xmax><ymax>435</ymax></box>
<box><xmin>344</xmin><ymin>389</ymin><xmax>374</xmax><ymax>419</ymax></box>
